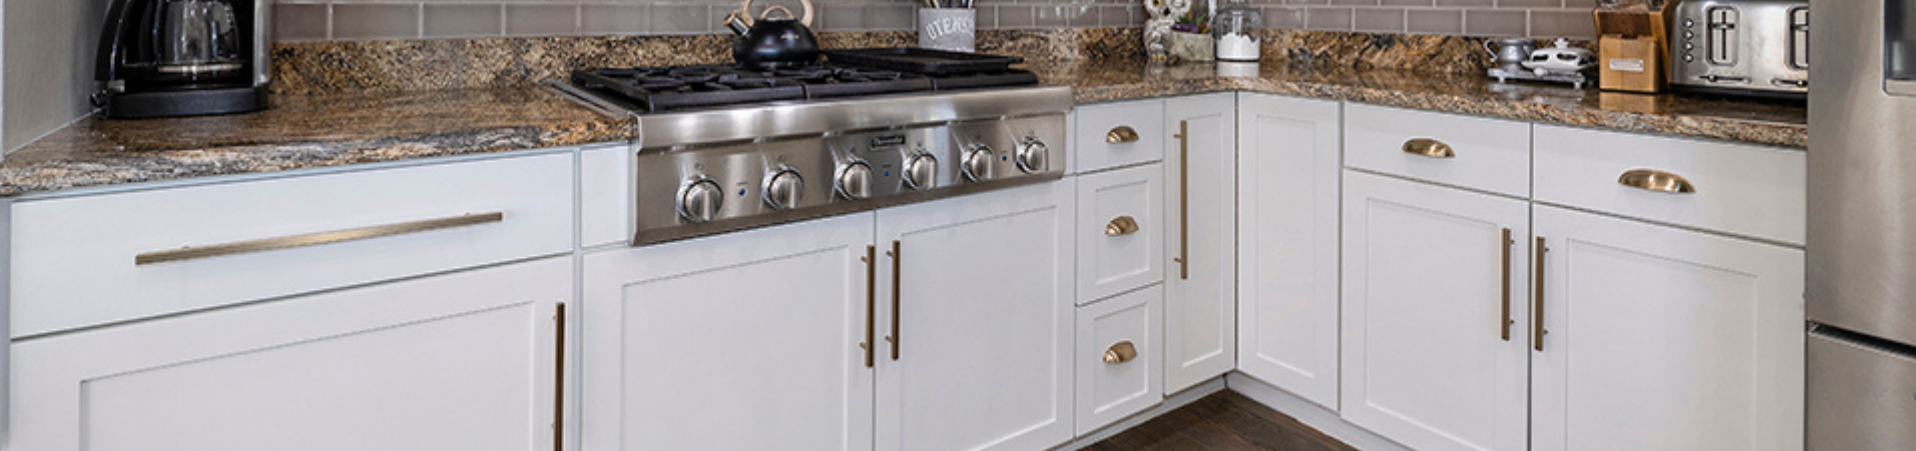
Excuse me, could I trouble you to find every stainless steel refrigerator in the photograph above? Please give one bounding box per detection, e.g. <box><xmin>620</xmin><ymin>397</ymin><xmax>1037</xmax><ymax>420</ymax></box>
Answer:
<box><xmin>1808</xmin><ymin>0</ymin><xmax>1916</xmax><ymax>448</ymax></box>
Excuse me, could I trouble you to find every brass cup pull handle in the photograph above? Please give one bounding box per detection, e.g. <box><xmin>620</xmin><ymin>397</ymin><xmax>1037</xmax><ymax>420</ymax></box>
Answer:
<box><xmin>1402</xmin><ymin>138</ymin><xmax>1456</xmax><ymax>159</ymax></box>
<box><xmin>1106</xmin><ymin>126</ymin><xmax>1141</xmax><ymax>144</ymax></box>
<box><xmin>1105</xmin><ymin>216</ymin><xmax>1141</xmax><ymax>236</ymax></box>
<box><xmin>1103</xmin><ymin>341</ymin><xmax>1139</xmax><ymax>364</ymax></box>
<box><xmin>1618</xmin><ymin>169</ymin><xmax>1697</xmax><ymax>194</ymax></box>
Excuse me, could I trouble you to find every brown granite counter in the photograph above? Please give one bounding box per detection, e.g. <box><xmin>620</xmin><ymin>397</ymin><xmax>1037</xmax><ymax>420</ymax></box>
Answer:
<box><xmin>1023</xmin><ymin>58</ymin><xmax>1808</xmax><ymax>149</ymax></box>
<box><xmin>0</xmin><ymin>37</ymin><xmax>1806</xmax><ymax>198</ymax></box>
<box><xmin>0</xmin><ymin>87</ymin><xmax>630</xmax><ymax>197</ymax></box>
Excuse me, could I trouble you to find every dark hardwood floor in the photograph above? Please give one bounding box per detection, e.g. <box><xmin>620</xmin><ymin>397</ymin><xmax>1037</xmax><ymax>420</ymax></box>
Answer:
<box><xmin>1084</xmin><ymin>392</ymin><xmax>1359</xmax><ymax>451</ymax></box>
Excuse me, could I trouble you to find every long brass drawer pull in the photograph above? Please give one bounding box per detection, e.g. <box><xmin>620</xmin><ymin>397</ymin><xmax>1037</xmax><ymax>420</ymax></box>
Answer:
<box><xmin>1500</xmin><ymin>228</ymin><xmax>1514</xmax><ymax>341</ymax></box>
<box><xmin>1174</xmin><ymin>119</ymin><xmax>1190</xmax><ymax>280</ymax></box>
<box><xmin>134</xmin><ymin>212</ymin><xmax>505</xmax><ymax>265</ymax></box>
<box><xmin>1617</xmin><ymin>169</ymin><xmax>1697</xmax><ymax>194</ymax></box>
<box><xmin>1106</xmin><ymin>126</ymin><xmax>1141</xmax><ymax>144</ymax></box>
<box><xmin>862</xmin><ymin>245</ymin><xmax>877</xmax><ymax>368</ymax></box>
<box><xmin>1534</xmin><ymin>237</ymin><xmax>1549</xmax><ymax>352</ymax></box>
<box><xmin>1103</xmin><ymin>341</ymin><xmax>1139</xmax><ymax>364</ymax></box>
<box><xmin>1402</xmin><ymin>138</ymin><xmax>1456</xmax><ymax>159</ymax></box>
<box><xmin>887</xmin><ymin>240</ymin><xmax>902</xmax><ymax>361</ymax></box>
<box><xmin>1106</xmin><ymin>216</ymin><xmax>1141</xmax><ymax>236</ymax></box>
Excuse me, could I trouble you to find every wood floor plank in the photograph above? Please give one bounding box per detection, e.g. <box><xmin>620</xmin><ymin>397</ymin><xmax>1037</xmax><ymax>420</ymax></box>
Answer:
<box><xmin>1084</xmin><ymin>392</ymin><xmax>1359</xmax><ymax>451</ymax></box>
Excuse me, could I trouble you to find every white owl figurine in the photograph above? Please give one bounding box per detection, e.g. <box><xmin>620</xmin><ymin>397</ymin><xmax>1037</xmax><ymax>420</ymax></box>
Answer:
<box><xmin>1144</xmin><ymin>0</ymin><xmax>1193</xmax><ymax>62</ymax></box>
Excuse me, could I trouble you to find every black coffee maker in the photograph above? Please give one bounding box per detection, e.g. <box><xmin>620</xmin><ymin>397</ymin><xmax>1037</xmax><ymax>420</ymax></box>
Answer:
<box><xmin>95</xmin><ymin>0</ymin><xmax>269</xmax><ymax>119</ymax></box>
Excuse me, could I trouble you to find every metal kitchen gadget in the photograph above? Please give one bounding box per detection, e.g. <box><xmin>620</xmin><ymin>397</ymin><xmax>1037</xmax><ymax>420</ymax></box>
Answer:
<box><xmin>560</xmin><ymin>51</ymin><xmax>1067</xmax><ymax>245</ymax></box>
<box><xmin>1488</xmin><ymin>38</ymin><xmax>1594</xmax><ymax>89</ymax></box>
<box><xmin>1667</xmin><ymin>0</ymin><xmax>1809</xmax><ymax>96</ymax></box>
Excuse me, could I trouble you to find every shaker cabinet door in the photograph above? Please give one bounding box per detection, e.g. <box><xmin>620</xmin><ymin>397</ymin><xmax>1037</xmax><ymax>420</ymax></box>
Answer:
<box><xmin>1235</xmin><ymin>93</ymin><xmax>1342</xmax><ymax>410</ymax></box>
<box><xmin>579</xmin><ymin>214</ymin><xmax>877</xmax><ymax>451</ymax></box>
<box><xmin>875</xmin><ymin>182</ymin><xmax>1074</xmax><ymax>451</ymax></box>
<box><xmin>1341</xmin><ymin>170</ymin><xmax>1531</xmax><ymax>451</ymax></box>
<box><xmin>1162</xmin><ymin>93</ymin><xmax>1239</xmax><ymax>394</ymax></box>
<box><xmin>1531</xmin><ymin>205</ymin><xmax>1804</xmax><ymax>451</ymax></box>
<box><xmin>8</xmin><ymin>258</ymin><xmax>569</xmax><ymax>451</ymax></box>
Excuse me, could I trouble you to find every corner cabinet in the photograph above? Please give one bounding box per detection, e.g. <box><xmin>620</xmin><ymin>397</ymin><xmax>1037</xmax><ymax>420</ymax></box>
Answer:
<box><xmin>1234</xmin><ymin>94</ymin><xmax>1342</xmax><ymax>410</ymax></box>
<box><xmin>1162</xmin><ymin>93</ymin><xmax>1239</xmax><ymax>394</ymax></box>
<box><xmin>8</xmin><ymin>258</ymin><xmax>569</xmax><ymax>451</ymax></box>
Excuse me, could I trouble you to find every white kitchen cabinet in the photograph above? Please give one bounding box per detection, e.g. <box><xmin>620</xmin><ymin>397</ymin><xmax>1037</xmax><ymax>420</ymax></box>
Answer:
<box><xmin>1076</xmin><ymin>164</ymin><xmax>1165</xmax><ymax>304</ymax></box>
<box><xmin>876</xmin><ymin>182</ymin><xmax>1074</xmax><ymax>451</ymax></box>
<box><xmin>1530</xmin><ymin>205</ymin><xmax>1804</xmax><ymax>451</ymax></box>
<box><xmin>8</xmin><ymin>257</ymin><xmax>569</xmax><ymax>451</ymax></box>
<box><xmin>1075</xmin><ymin>285</ymin><xmax>1164</xmax><ymax>435</ymax></box>
<box><xmin>579</xmin><ymin>214</ymin><xmax>876</xmax><ymax>451</ymax></box>
<box><xmin>1341</xmin><ymin>170</ymin><xmax>1530</xmax><ymax>451</ymax></box>
<box><xmin>1162</xmin><ymin>93</ymin><xmax>1238</xmax><ymax>394</ymax></box>
<box><xmin>1073</xmin><ymin>99</ymin><xmax>1165</xmax><ymax>174</ymax></box>
<box><xmin>1235</xmin><ymin>94</ymin><xmax>1342</xmax><ymax>410</ymax></box>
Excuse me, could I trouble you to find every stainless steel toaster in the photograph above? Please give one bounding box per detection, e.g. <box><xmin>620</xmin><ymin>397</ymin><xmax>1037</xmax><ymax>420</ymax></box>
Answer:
<box><xmin>1668</xmin><ymin>0</ymin><xmax>1809</xmax><ymax>95</ymax></box>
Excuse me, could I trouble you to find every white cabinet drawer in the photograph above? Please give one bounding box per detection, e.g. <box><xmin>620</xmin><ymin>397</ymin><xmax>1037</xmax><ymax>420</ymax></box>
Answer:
<box><xmin>1076</xmin><ymin>164</ymin><xmax>1165</xmax><ymax>304</ymax></box>
<box><xmin>10</xmin><ymin>153</ymin><xmax>575</xmax><ymax>337</ymax></box>
<box><xmin>1074</xmin><ymin>99</ymin><xmax>1165</xmax><ymax>174</ymax></box>
<box><xmin>1075</xmin><ymin>285</ymin><xmax>1163</xmax><ymax>435</ymax></box>
<box><xmin>1345</xmin><ymin>104</ymin><xmax>1531</xmax><ymax>197</ymax></box>
<box><xmin>1533</xmin><ymin>125</ymin><xmax>1806</xmax><ymax>245</ymax></box>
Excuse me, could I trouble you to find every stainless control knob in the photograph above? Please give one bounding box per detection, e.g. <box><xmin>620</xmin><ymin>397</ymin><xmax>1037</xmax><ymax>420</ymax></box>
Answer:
<box><xmin>903</xmin><ymin>153</ymin><xmax>938</xmax><ymax>190</ymax></box>
<box><xmin>1015</xmin><ymin>140</ymin><xmax>1049</xmax><ymax>173</ymax></box>
<box><xmin>762</xmin><ymin>168</ymin><xmax>804</xmax><ymax>210</ymax></box>
<box><xmin>962</xmin><ymin>145</ymin><xmax>994</xmax><ymax>182</ymax></box>
<box><xmin>836</xmin><ymin>161</ymin><xmax>873</xmax><ymax>200</ymax></box>
<box><xmin>677</xmin><ymin>177</ymin><xmax>724</xmax><ymax>222</ymax></box>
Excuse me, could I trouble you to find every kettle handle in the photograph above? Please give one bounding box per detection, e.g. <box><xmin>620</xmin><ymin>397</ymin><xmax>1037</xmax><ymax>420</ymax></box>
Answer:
<box><xmin>1483</xmin><ymin>39</ymin><xmax>1498</xmax><ymax>59</ymax></box>
<box><xmin>737</xmin><ymin>0</ymin><xmax>815</xmax><ymax>27</ymax></box>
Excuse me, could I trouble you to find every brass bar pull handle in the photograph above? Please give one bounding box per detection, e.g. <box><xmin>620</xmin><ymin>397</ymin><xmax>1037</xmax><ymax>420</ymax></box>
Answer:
<box><xmin>553</xmin><ymin>302</ymin><xmax>566</xmax><ymax>451</ymax></box>
<box><xmin>862</xmin><ymin>246</ymin><xmax>877</xmax><ymax>368</ymax></box>
<box><xmin>1500</xmin><ymin>228</ymin><xmax>1514</xmax><ymax>341</ymax></box>
<box><xmin>1534</xmin><ymin>237</ymin><xmax>1549</xmax><ymax>352</ymax></box>
<box><xmin>134</xmin><ymin>212</ymin><xmax>505</xmax><ymax>265</ymax></box>
<box><xmin>1617</xmin><ymin>169</ymin><xmax>1697</xmax><ymax>194</ymax></box>
<box><xmin>1174</xmin><ymin>119</ymin><xmax>1190</xmax><ymax>280</ymax></box>
<box><xmin>1103</xmin><ymin>341</ymin><xmax>1139</xmax><ymax>364</ymax></box>
<box><xmin>1106</xmin><ymin>216</ymin><xmax>1141</xmax><ymax>236</ymax></box>
<box><xmin>887</xmin><ymin>240</ymin><xmax>902</xmax><ymax>361</ymax></box>
<box><xmin>1106</xmin><ymin>126</ymin><xmax>1141</xmax><ymax>144</ymax></box>
<box><xmin>1402</xmin><ymin>138</ymin><xmax>1456</xmax><ymax>159</ymax></box>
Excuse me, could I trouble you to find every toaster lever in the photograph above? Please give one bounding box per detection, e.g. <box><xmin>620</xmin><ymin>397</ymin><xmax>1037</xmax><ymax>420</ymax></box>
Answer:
<box><xmin>1772</xmin><ymin>78</ymin><xmax>1810</xmax><ymax>88</ymax></box>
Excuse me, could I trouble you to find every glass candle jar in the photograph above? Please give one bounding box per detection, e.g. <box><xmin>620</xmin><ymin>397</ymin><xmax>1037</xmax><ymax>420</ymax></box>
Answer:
<box><xmin>1212</xmin><ymin>0</ymin><xmax>1261</xmax><ymax>62</ymax></box>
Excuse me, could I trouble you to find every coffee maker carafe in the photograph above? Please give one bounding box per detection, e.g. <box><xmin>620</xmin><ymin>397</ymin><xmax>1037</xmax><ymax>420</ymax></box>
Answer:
<box><xmin>95</xmin><ymin>0</ymin><xmax>269</xmax><ymax>118</ymax></box>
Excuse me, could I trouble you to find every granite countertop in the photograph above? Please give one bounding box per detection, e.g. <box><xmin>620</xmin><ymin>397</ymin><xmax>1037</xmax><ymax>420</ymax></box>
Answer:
<box><xmin>1022</xmin><ymin>58</ymin><xmax>1808</xmax><ymax>150</ymax></box>
<box><xmin>0</xmin><ymin>87</ymin><xmax>631</xmax><ymax>197</ymax></box>
<box><xmin>0</xmin><ymin>57</ymin><xmax>1807</xmax><ymax>198</ymax></box>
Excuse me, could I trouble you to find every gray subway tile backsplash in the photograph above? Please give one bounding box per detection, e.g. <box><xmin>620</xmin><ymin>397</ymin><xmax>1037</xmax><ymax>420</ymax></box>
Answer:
<box><xmin>330</xmin><ymin>3</ymin><xmax>420</xmax><ymax>40</ymax></box>
<box><xmin>424</xmin><ymin>4</ymin><xmax>504</xmax><ymax>39</ymax></box>
<box><xmin>505</xmin><ymin>4</ymin><xmax>580</xmax><ymax>37</ymax></box>
<box><xmin>277</xmin><ymin>0</ymin><xmax>1597</xmax><ymax>43</ymax></box>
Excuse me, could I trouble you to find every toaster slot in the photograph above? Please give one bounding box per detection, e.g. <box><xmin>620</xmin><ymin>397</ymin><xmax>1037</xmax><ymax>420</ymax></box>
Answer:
<box><xmin>1790</xmin><ymin>7</ymin><xmax>1809</xmax><ymax>69</ymax></box>
<box><xmin>1708</xmin><ymin>6</ymin><xmax>1739</xmax><ymax>65</ymax></box>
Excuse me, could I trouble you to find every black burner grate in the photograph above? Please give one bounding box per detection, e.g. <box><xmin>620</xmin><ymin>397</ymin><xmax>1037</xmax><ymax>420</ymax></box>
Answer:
<box><xmin>572</xmin><ymin>62</ymin><xmax>1038</xmax><ymax>113</ymax></box>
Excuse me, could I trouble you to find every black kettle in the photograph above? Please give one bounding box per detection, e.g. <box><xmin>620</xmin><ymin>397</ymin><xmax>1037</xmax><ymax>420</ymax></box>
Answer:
<box><xmin>723</xmin><ymin>0</ymin><xmax>819</xmax><ymax>68</ymax></box>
